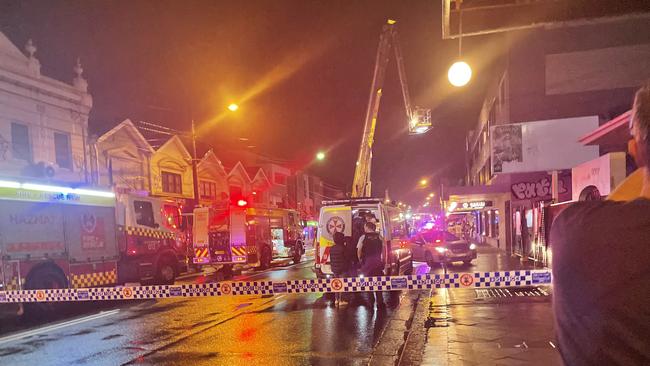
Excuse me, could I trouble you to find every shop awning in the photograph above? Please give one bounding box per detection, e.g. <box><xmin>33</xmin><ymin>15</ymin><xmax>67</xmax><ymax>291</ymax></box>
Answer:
<box><xmin>579</xmin><ymin>110</ymin><xmax>631</xmax><ymax>147</ymax></box>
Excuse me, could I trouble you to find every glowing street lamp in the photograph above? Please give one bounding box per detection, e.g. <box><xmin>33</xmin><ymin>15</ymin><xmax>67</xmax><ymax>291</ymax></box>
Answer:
<box><xmin>420</xmin><ymin>179</ymin><xmax>428</xmax><ymax>186</ymax></box>
<box><xmin>228</xmin><ymin>103</ymin><xmax>239</xmax><ymax>112</ymax></box>
<box><xmin>428</xmin><ymin>193</ymin><xmax>435</xmax><ymax>198</ymax></box>
<box><xmin>448</xmin><ymin>61</ymin><xmax>472</xmax><ymax>87</ymax></box>
<box><xmin>316</xmin><ymin>152</ymin><xmax>326</xmax><ymax>160</ymax></box>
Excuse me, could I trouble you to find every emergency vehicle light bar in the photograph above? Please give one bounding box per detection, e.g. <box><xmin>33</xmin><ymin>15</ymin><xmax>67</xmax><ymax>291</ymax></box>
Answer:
<box><xmin>0</xmin><ymin>180</ymin><xmax>115</xmax><ymax>198</ymax></box>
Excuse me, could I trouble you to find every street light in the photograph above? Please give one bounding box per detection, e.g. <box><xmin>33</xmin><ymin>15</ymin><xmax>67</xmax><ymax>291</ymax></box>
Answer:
<box><xmin>420</xmin><ymin>179</ymin><xmax>428</xmax><ymax>186</ymax></box>
<box><xmin>448</xmin><ymin>61</ymin><xmax>472</xmax><ymax>87</ymax></box>
<box><xmin>316</xmin><ymin>152</ymin><xmax>326</xmax><ymax>161</ymax></box>
<box><xmin>228</xmin><ymin>103</ymin><xmax>239</xmax><ymax>112</ymax></box>
<box><xmin>428</xmin><ymin>193</ymin><xmax>435</xmax><ymax>198</ymax></box>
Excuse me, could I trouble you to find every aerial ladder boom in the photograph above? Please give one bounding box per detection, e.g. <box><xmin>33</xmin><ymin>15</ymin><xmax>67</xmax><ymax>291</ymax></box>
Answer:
<box><xmin>351</xmin><ymin>20</ymin><xmax>432</xmax><ymax>198</ymax></box>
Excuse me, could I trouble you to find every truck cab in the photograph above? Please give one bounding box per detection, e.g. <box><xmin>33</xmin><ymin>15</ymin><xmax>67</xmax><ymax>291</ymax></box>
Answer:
<box><xmin>315</xmin><ymin>198</ymin><xmax>413</xmax><ymax>278</ymax></box>
<box><xmin>115</xmin><ymin>193</ymin><xmax>187</xmax><ymax>284</ymax></box>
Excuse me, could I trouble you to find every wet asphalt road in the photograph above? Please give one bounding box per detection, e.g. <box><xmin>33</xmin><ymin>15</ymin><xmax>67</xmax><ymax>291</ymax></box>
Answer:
<box><xmin>0</xmin><ymin>259</ymin><xmax>420</xmax><ymax>366</ymax></box>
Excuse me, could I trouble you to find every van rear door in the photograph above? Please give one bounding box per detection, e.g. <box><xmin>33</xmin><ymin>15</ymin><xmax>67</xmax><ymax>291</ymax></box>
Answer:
<box><xmin>317</xmin><ymin>205</ymin><xmax>351</xmax><ymax>274</ymax></box>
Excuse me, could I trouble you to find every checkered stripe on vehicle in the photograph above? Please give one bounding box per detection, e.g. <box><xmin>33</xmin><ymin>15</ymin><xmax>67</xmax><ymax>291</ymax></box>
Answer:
<box><xmin>3</xmin><ymin>277</ymin><xmax>25</xmax><ymax>291</ymax></box>
<box><xmin>71</xmin><ymin>269</ymin><xmax>117</xmax><ymax>288</ymax></box>
<box><xmin>342</xmin><ymin>276</ymin><xmax>391</xmax><ymax>292</ymax></box>
<box><xmin>473</xmin><ymin>270</ymin><xmax>532</xmax><ymax>287</ymax></box>
<box><xmin>123</xmin><ymin>226</ymin><xmax>175</xmax><ymax>239</ymax></box>
<box><xmin>230</xmin><ymin>281</ymin><xmax>273</xmax><ymax>295</ymax></box>
<box><xmin>286</xmin><ymin>279</ymin><xmax>329</xmax><ymax>293</ymax></box>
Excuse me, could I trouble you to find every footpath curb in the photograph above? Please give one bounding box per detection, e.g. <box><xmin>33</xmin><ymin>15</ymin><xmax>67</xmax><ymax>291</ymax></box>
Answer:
<box><xmin>368</xmin><ymin>290</ymin><xmax>425</xmax><ymax>366</ymax></box>
<box><xmin>397</xmin><ymin>288</ymin><xmax>451</xmax><ymax>366</ymax></box>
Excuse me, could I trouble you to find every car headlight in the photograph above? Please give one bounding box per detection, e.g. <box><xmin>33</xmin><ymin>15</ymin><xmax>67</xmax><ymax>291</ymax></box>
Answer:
<box><xmin>435</xmin><ymin>247</ymin><xmax>447</xmax><ymax>254</ymax></box>
<box><xmin>469</xmin><ymin>243</ymin><xmax>477</xmax><ymax>250</ymax></box>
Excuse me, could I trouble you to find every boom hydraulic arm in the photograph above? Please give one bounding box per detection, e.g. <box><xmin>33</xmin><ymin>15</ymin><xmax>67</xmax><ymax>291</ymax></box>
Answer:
<box><xmin>351</xmin><ymin>20</ymin><xmax>431</xmax><ymax>198</ymax></box>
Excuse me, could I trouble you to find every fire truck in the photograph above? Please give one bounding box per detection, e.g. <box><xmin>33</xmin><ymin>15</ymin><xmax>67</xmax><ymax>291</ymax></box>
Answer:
<box><xmin>0</xmin><ymin>180</ymin><xmax>187</xmax><ymax>301</ymax></box>
<box><xmin>115</xmin><ymin>191</ymin><xmax>188</xmax><ymax>285</ymax></box>
<box><xmin>192</xmin><ymin>203</ymin><xmax>305</xmax><ymax>271</ymax></box>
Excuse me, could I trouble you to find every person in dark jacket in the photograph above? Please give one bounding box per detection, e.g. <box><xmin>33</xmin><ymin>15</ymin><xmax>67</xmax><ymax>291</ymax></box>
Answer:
<box><xmin>330</xmin><ymin>231</ymin><xmax>349</xmax><ymax>305</ymax></box>
<box><xmin>357</xmin><ymin>222</ymin><xmax>385</xmax><ymax>308</ymax></box>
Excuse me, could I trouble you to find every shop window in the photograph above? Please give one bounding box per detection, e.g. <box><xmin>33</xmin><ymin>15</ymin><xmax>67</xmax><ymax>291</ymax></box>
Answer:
<box><xmin>162</xmin><ymin>171</ymin><xmax>182</xmax><ymax>194</ymax></box>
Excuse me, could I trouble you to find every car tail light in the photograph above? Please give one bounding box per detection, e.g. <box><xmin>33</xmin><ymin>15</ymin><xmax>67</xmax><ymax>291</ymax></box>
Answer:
<box><xmin>399</xmin><ymin>240</ymin><xmax>409</xmax><ymax>249</ymax></box>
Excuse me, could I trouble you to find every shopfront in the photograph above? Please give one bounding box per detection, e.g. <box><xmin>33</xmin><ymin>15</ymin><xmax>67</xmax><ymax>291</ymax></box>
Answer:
<box><xmin>506</xmin><ymin>171</ymin><xmax>572</xmax><ymax>262</ymax></box>
<box><xmin>445</xmin><ymin>186</ymin><xmax>511</xmax><ymax>250</ymax></box>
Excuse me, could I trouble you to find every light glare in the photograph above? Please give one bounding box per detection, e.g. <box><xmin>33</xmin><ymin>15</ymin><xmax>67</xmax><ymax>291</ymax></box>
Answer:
<box><xmin>448</xmin><ymin>61</ymin><xmax>472</xmax><ymax>87</ymax></box>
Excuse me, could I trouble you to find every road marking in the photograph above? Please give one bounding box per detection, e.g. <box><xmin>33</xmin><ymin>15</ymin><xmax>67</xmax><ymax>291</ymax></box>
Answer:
<box><xmin>0</xmin><ymin>309</ymin><xmax>120</xmax><ymax>346</ymax></box>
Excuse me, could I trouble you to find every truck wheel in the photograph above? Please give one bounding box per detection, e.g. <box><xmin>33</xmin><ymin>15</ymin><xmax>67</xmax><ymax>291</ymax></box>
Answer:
<box><xmin>260</xmin><ymin>247</ymin><xmax>272</xmax><ymax>269</ymax></box>
<box><xmin>156</xmin><ymin>258</ymin><xmax>176</xmax><ymax>285</ymax></box>
<box><xmin>24</xmin><ymin>265</ymin><xmax>67</xmax><ymax>318</ymax></box>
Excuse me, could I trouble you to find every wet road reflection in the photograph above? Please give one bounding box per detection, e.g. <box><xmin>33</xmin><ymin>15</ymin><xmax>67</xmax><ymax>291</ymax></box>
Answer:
<box><xmin>0</xmin><ymin>260</ymin><xmax>416</xmax><ymax>366</ymax></box>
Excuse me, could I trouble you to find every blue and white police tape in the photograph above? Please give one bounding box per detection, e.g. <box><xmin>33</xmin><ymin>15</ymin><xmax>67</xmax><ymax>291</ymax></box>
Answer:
<box><xmin>0</xmin><ymin>270</ymin><xmax>552</xmax><ymax>303</ymax></box>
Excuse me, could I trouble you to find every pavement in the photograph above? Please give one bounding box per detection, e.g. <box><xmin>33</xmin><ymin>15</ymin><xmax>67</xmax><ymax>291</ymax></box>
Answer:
<box><xmin>401</xmin><ymin>245</ymin><xmax>562</xmax><ymax>366</ymax></box>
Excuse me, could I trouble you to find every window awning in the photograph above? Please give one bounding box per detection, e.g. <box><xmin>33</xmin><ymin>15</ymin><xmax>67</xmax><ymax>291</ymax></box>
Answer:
<box><xmin>579</xmin><ymin>110</ymin><xmax>631</xmax><ymax>146</ymax></box>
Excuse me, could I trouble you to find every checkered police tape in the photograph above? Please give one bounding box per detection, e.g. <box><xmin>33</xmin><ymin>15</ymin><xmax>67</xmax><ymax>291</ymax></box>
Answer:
<box><xmin>0</xmin><ymin>270</ymin><xmax>551</xmax><ymax>303</ymax></box>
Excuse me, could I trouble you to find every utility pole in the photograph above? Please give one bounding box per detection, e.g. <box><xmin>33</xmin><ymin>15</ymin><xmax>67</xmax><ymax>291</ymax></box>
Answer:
<box><xmin>191</xmin><ymin>119</ymin><xmax>200</xmax><ymax>207</ymax></box>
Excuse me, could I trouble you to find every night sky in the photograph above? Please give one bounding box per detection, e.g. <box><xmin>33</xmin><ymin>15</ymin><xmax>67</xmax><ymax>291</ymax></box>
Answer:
<box><xmin>1</xmin><ymin>0</ymin><xmax>507</xmax><ymax>205</ymax></box>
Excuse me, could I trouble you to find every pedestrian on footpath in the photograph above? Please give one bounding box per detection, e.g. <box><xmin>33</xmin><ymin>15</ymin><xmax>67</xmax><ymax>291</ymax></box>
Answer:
<box><xmin>330</xmin><ymin>231</ymin><xmax>349</xmax><ymax>305</ymax></box>
<box><xmin>357</xmin><ymin>221</ymin><xmax>385</xmax><ymax>309</ymax></box>
<box><xmin>551</xmin><ymin>84</ymin><xmax>650</xmax><ymax>366</ymax></box>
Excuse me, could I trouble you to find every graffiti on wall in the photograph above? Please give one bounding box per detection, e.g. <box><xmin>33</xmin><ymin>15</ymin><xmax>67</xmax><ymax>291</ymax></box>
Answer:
<box><xmin>511</xmin><ymin>177</ymin><xmax>568</xmax><ymax>200</ymax></box>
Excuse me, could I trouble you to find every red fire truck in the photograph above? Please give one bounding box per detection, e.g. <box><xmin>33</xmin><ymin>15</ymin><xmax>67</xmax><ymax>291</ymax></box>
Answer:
<box><xmin>192</xmin><ymin>204</ymin><xmax>305</xmax><ymax>271</ymax></box>
<box><xmin>0</xmin><ymin>180</ymin><xmax>187</xmax><ymax>300</ymax></box>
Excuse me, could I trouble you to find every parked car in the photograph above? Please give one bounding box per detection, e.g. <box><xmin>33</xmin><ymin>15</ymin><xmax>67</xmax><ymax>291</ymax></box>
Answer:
<box><xmin>409</xmin><ymin>230</ymin><xmax>477</xmax><ymax>266</ymax></box>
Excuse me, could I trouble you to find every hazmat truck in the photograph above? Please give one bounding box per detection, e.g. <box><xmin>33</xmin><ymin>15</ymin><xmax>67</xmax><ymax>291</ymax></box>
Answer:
<box><xmin>0</xmin><ymin>180</ymin><xmax>187</xmax><ymax>299</ymax></box>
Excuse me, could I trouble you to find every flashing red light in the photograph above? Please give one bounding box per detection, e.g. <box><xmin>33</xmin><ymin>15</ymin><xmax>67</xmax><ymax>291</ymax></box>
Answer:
<box><xmin>237</xmin><ymin>199</ymin><xmax>248</xmax><ymax>207</ymax></box>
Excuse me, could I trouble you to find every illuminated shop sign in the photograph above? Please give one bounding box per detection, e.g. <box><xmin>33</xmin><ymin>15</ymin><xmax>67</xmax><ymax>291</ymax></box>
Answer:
<box><xmin>456</xmin><ymin>200</ymin><xmax>493</xmax><ymax>211</ymax></box>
